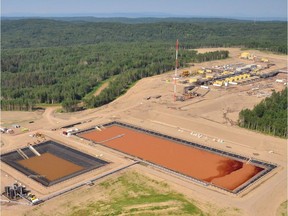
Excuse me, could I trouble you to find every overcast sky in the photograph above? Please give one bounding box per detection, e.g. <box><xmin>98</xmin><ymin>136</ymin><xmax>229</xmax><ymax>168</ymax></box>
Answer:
<box><xmin>1</xmin><ymin>0</ymin><xmax>287</xmax><ymax>19</ymax></box>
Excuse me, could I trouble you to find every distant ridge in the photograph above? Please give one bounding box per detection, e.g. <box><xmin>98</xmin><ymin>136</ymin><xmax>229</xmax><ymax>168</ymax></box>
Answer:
<box><xmin>1</xmin><ymin>16</ymin><xmax>286</xmax><ymax>24</ymax></box>
<box><xmin>1</xmin><ymin>14</ymin><xmax>287</xmax><ymax>23</ymax></box>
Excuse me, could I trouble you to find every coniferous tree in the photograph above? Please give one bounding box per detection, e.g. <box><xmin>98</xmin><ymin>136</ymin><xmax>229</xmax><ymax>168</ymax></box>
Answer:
<box><xmin>239</xmin><ymin>88</ymin><xmax>287</xmax><ymax>138</ymax></box>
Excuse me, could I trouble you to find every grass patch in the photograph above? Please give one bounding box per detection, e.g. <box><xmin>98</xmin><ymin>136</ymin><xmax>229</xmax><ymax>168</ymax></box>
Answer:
<box><xmin>68</xmin><ymin>171</ymin><xmax>205</xmax><ymax>216</ymax></box>
<box><xmin>277</xmin><ymin>200</ymin><xmax>288</xmax><ymax>216</ymax></box>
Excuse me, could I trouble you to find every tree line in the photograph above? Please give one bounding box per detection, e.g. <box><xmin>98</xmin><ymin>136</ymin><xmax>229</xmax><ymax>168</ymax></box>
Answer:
<box><xmin>238</xmin><ymin>88</ymin><xmax>287</xmax><ymax>138</ymax></box>
<box><xmin>1</xmin><ymin>41</ymin><xmax>229</xmax><ymax>111</ymax></box>
<box><xmin>191</xmin><ymin>50</ymin><xmax>229</xmax><ymax>62</ymax></box>
<box><xmin>2</xmin><ymin>19</ymin><xmax>287</xmax><ymax>53</ymax></box>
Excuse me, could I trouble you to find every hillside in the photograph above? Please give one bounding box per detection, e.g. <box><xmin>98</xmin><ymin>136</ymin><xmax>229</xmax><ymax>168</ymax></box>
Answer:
<box><xmin>2</xmin><ymin>19</ymin><xmax>287</xmax><ymax>51</ymax></box>
<box><xmin>1</xmin><ymin>18</ymin><xmax>287</xmax><ymax>111</ymax></box>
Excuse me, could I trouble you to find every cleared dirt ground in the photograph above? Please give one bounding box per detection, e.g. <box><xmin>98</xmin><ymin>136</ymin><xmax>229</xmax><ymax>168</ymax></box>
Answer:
<box><xmin>1</xmin><ymin>48</ymin><xmax>287</xmax><ymax>216</ymax></box>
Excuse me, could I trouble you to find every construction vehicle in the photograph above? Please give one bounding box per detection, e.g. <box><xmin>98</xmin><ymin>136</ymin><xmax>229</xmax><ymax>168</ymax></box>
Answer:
<box><xmin>189</xmin><ymin>78</ymin><xmax>198</xmax><ymax>83</ymax></box>
<box><xmin>240</xmin><ymin>52</ymin><xmax>250</xmax><ymax>59</ymax></box>
<box><xmin>26</xmin><ymin>192</ymin><xmax>39</xmax><ymax>204</ymax></box>
<box><xmin>213</xmin><ymin>80</ymin><xmax>223</xmax><ymax>86</ymax></box>
<box><xmin>261</xmin><ymin>58</ymin><xmax>269</xmax><ymax>63</ymax></box>
<box><xmin>180</xmin><ymin>70</ymin><xmax>190</xmax><ymax>77</ymax></box>
<box><xmin>176</xmin><ymin>85</ymin><xmax>199</xmax><ymax>101</ymax></box>
<box><xmin>34</xmin><ymin>132</ymin><xmax>45</xmax><ymax>139</ymax></box>
<box><xmin>239</xmin><ymin>52</ymin><xmax>256</xmax><ymax>61</ymax></box>
<box><xmin>197</xmin><ymin>69</ymin><xmax>205</xmax><ymax>74</ymax></box>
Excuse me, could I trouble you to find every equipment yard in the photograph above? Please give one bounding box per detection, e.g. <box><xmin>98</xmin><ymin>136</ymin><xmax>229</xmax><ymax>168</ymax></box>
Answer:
<box><xmin>1</xmin><ymin>48</ymin><xmax>287</xmax><ymax>216</ymax></box>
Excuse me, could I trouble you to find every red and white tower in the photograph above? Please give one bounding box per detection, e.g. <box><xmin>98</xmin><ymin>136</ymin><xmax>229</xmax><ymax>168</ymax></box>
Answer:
<box><xmin>174</xmin><ymin>39</ymin><xmax>179</xmax><ymax>102</ymax></box>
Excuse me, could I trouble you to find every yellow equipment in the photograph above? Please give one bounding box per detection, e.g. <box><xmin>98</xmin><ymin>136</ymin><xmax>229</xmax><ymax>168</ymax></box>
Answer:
<box><xmin>240</xmin><ymin>52</ymin><xmax>250</xmax><ymax>59</ymax></box>
<box><xmin>213</xmin><ymin>80</ymin><xmax>223</xmax><ymax>86</ymax></box>
<box><xmin>189</xmin><ymin>78</ymin><xmax>198</xmax><ymax>83</ymax></box>
<box><xmin>261</xmin><ymin>58</ymin><xmax>269</xmax><ymax>63</ymax></box>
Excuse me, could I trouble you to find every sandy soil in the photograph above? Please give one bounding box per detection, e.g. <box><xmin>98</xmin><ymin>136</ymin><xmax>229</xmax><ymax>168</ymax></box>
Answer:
<box><xmin>93</xmin><ymin>82</ymin><xmax>109</xmax><ymax>97</ymax></box>
<box><xmin>1</xmin><ymin>47</ymin><xmax>287</xmax><ymax>216</ymax></box>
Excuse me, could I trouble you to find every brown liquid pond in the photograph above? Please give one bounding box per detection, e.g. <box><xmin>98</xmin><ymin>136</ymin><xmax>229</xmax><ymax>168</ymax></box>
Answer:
<box><xmin>18</xmin><ymin>153</ymin><xmax>84</xmax><ymax>181</ymax></box>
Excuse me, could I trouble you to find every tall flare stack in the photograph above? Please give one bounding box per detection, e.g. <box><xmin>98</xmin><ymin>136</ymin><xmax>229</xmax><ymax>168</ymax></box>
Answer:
<box><xmin>174</xmin><ymin>39</ymin><xmax>179</xmax><ymax>101</ymax></box>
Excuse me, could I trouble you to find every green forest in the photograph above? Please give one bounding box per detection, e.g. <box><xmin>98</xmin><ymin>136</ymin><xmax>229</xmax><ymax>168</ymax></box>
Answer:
<box><xmin>1</xmin><ymin>18</ymin><xmax>287</xmax><ymax>111</ymax></box>
<box><xmin>238</xmin><ymin>88</ymin><xmax>287</xmax><ymax>138</ymax></box>
<box><xmin>2</xmin><ymin>19</ymin><xmax>287</xmax><ymax>53</ymax></box>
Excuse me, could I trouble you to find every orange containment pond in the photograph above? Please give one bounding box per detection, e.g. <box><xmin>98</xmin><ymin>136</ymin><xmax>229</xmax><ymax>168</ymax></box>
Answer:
<box><xmin>78</xmin><ymin>122</ymin><xmax>276</xmax><ymax>193</ymax></box>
